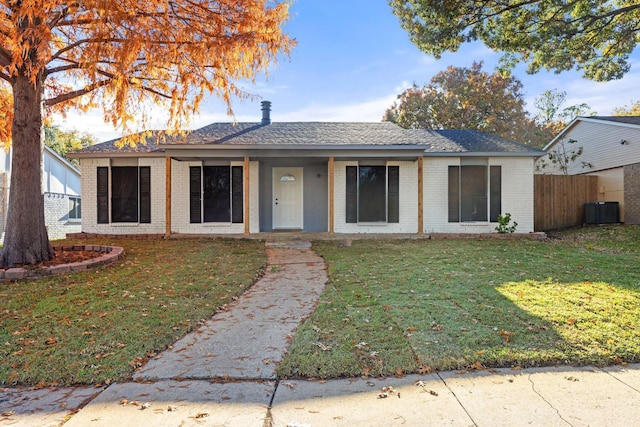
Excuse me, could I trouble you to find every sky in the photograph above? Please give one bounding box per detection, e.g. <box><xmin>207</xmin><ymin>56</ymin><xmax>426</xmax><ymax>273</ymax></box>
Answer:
<box><xmin>56</xmin><ymin>0</ymin><xmax>640</xmax><ymax>141</ymax></box>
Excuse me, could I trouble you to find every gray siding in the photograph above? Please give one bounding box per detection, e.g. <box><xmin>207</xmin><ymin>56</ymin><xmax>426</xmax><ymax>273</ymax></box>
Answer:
<box><xmin>259</xmin><ymin>159</ymin><xmax>328</xmax><ymax>232</ymax></box>
<box><xmin>540</xmin><ymin>121</ymin><xmax>640</xmax><ymax>175</ymax></box>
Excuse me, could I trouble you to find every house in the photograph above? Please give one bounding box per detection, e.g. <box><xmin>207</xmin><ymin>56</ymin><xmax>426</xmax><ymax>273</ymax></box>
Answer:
<box><xmin>71</xmin><ymin>102</ymin><xmax>544</xmax><ymax>237</ymax></box>
<box><xmin>537</xmin><ymin>116</ymin><xmax>640</xmax><ymax>224</ymax></box>
<box><xmin>0</xmin><ymin>145</ymin><xmax>81</xmax><ymax>241</ymax></box>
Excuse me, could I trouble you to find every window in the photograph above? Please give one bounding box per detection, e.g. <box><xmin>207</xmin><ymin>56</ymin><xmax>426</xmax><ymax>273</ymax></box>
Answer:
<box><xmin>96</xmin><ymin>166</ymin><xmax>151</xmax><ymax>224</ymax></box>
<box><xmin>189</xmin><ymin>165</ymin><xmax>243</xmax><ymax>223</ymax></box>
<box><xmin>68</xmin><ymin>196</ymin><xmax>81</xmax><ymax>220</ymax></box>
<box><xmin>448</xmin><ymin>164</ymin><xmax>501</xmax><ymax>222</ymax></box>
<box><xmin>346</xmin><ymin>165</ymin><xmax>399</xmax><ymax>223</ymax></box>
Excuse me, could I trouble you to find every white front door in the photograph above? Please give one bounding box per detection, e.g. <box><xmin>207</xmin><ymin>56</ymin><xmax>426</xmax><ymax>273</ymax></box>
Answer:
<box><xmin>273</xmin><ymin>167</ymin><xmax>303</xmax><ymax>229</ymax></box>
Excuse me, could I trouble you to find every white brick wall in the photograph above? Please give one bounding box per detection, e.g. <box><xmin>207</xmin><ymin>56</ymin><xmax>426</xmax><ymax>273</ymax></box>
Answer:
<box><xmin>423</xmin><ymin>157</ymin><xmax>535</xmax><ymax>234</ymax></box>
<box><xmin>44</xmin><ymin>193</ymin><xmax>81</xmax><ymax>239</ymax></box>
<box><xmin>79</xmin><ymin>155</ymin><xmax>535</xmax><ymax>236</ymax></box>
<box><xmin>334</xmin><ymin>160</ymin><xmax>419</xmax><ymax>234</ymax></box>
<box><xmin>170</xmin><ymin>160</ymin><xmax>247</xmax><ymax>234</ymax></box>
<box><xmin>80</xmin><ymin>158</ymin><xmax>166</xmax><ymax>235</ymax></box>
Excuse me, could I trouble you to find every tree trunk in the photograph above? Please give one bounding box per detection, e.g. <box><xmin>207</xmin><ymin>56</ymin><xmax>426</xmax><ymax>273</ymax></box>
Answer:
<box><xmin>0</xmin><ymin>74</ymin><xmax>53</xmax><ymax>267</ymax></box>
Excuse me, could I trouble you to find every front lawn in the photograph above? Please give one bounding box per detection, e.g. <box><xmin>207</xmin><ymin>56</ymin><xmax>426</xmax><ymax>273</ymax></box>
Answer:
<box><xmin>0</xmin><ymin>238</ymin><xmax>266</xmax><ymax>386</ymax></box>
<box><xmin>277</xmin><ymin>226</ymin><xmax>640</xmax><ymax>379</ymax></box>
<box><xmin>3</xmin><ymin>227</ymin><xmax>639</xmax><ymax>386</ymax></box>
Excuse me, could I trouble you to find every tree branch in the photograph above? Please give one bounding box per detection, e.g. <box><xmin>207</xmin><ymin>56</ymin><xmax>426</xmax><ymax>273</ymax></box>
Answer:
<box><xmin>45</xmin><ymin>79</ymin><xmax>112</xmax><ymax>107</ymax></box>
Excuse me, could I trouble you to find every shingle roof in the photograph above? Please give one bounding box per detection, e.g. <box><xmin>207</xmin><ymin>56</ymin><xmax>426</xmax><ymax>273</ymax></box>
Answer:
<box><xmin>421</xmin><ymin>129</ymin><xmax>541</xmax><ymax>154</ymax></box>
<box><xmin>170</xmin><ymin>122</ymin><xmax>428</xmax><ymax>145</ymax></box>
<box><xmin>76</xmin><ymin>132</ymin><xmax>166</xmax><ymax>155</ymax></box>
<box><xmin>588</xmin><ymin>116</ymin><xmax>640</xmax><ymax>126</ymax></box>
<box><xmin>72</xmin><ymin>121</ymin><xmax>544</xmax><ymax>156</ymax></box>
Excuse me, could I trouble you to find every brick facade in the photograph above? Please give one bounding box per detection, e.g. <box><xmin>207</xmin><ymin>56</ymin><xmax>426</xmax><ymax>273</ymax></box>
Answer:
<box><xmin>424</xmin><ymin>157</ymin><xmax>535</xmax><ymax>234</ymax></box>
<box><xmin>80</xmin><ymin>158</ymin><xmax>166</xmax><ymax>235</ymax></box>
<box><xmin>79</xmin><ymin>156</ymin><xmax>537</xmax><ymax>236</ymax></box>
<box><xmin>624</xmin><ymin>163</ymin><xmax>640</xmax><ymax>225</ymax></box>
<box><xmin>44</xmin><ymin>193</ymin><xmax>82</xmax><ymax>240</ymax></box>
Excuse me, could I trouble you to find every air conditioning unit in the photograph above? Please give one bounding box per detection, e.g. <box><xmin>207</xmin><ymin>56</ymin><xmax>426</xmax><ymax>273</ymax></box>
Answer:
<box><xmin>584</xmin><ymin>202</ymin><xmax>619</xmax><ymax>224</ymax></box>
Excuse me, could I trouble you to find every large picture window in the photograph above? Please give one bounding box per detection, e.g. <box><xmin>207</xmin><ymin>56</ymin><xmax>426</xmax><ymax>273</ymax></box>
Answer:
<box><xmin>346</xmin><ymin>165</ymin><xmax>399</xmax><ymax>223</ymax></box>
<box><xmin>448</xmin><ymin>164</ymin><xmax>501</xmax><ymax>222</ymax></box>
<box><xmin>190</xmin><ymin>165</ymin><xmax>243</xmax><ymax>223</ymax></box>
<box><xmin>96</xmin><ymin>166</ymin><xmax>151</xmax><ymax>224</ymax></box>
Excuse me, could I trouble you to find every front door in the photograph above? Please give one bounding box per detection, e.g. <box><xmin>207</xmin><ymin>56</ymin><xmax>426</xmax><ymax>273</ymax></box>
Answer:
<box><xmin>273</xmin><ymin>167</ymin><xmax>303</xmax><ymax>229</ymax></box>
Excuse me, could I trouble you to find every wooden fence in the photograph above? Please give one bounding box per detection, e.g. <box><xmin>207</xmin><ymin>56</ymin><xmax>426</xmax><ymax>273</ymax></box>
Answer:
<box><xmin>534</xmin><ymin>175</ymin><xmax>598</xmax><ymax>231</ymax></box>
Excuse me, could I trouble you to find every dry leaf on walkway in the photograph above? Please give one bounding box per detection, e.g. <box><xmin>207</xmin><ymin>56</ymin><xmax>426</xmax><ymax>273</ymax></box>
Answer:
<box><xmin>378</xmin><ymin>386</ymin><xmax>397</xmax><ymax>398</ymax></box>
<box><xmin>193</xmin><ymin>412</ymin><xmax>209</xmax><ymax>418</ymax></box>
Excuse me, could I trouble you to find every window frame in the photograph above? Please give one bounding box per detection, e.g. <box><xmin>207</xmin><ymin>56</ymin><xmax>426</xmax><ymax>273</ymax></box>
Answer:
<box><xmin>346</xmin><ymin>164</ymin><xmax>399</xmax><ymax>224</ymax></box>
<box><xmin>189</xmin><ymin>165</ymin><xmax>243</xmax><ymax>224</ymax></box>
<box><xmin>68</xmin><ymin>196</ymin><xmax>81</xmax><ymax>221</ymax></box>
<box><xmin>448</xmin><ymin>162</ymin><xmax>501</xmax><ymax>223</ymax></box>
<box><xmin>96</xmin><ymin>166</ymin><xmax>151</xmax><ymax>224</ymax></box>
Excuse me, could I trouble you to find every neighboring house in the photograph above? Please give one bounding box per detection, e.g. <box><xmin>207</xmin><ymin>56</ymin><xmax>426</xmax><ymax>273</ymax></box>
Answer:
<box><xmin>0</xmin><ymin>145</ymin><xmax>81</xmax><ymax>241</ymax></box>
<box><xmin>537</xmin><ymin>116</ymin><xmax>640</xmax><ymax>224</ymax></box>
<box><xmin>71</xmin><ymin>102</ymin><xmax>544</xmax><ymax>237</ymax></box>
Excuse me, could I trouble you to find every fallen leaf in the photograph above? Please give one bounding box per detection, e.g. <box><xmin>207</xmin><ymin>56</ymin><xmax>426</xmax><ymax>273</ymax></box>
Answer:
<box><xmin>1</xmin><ymin>411</ymin><xmax>15</xmax><ymax>416</ymax></box>
<box><xmin>418</xmin><ymin>365</ymin><xmax>432</xmax><ymax>375</ymax></box>
<box><xmin>315</xmin><ymin>342</ymin><xmax>331</xmax><ymax>351</ymax></box>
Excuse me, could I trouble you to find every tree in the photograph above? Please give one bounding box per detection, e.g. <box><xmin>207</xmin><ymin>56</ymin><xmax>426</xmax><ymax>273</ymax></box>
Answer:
<box><xmin>531</xmin><ymin>89</ymin><xmax>596</xmax><ymax>147</ymax></box>
<box><xmin>0</xmin><ymin>1</ymin><xmax>293</xmax><ymax>267</ymax></box>
<box><xmin>383</xmin><ymin>61</ymin><xmax>539</xmax><ymax>143</ymax></box>
<box><xmin>389</xmin><ymin>1</ymin><xmax>640</xmax><ymax>81</ymax></box>
<box><xmin>613</xmin><ymin>100</ymin><xmax>640</xmax><ymax>116</ymax></box>
<box><xmin>44</xmin><ymin>125</ymin><xmax>97</xmax><ymax>166</ymax></box>
<box><xmin>536</xmin><ymin>138</ymin><xmax>592</xmax><ymax>175</ymax></box>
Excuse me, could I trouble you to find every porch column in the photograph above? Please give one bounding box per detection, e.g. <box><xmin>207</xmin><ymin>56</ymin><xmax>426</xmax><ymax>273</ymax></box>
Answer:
<box><xmin>328</xmin><ymin>156</ymin><xmax>335</xmax><ymax>234</ymax></box>
<box><xmin>417</xmin><ymin>156</ymin><xmax>424</xmax><ymax>235</ymax></box>
<box><xmin>244</xmin><ymin>156</ymin><xmax>250</xmax><ymax>235</ymax></box>
<box><xmin>165</xmin><ymin>156</ymin><xmax>171</xmax><ymax>237</ymax></box>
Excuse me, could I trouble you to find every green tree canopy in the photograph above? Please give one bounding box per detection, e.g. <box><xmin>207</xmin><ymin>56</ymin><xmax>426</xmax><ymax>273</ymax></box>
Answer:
<box><xmin>44</xmin><ymin>125</ymin><xmax>97</xmax><ymax>166</ymax></box>
<box><xmin>533</xmin><ymin>89</ymin><xmax>596</xmax><ymax>140</ymax></box>
<box><xmin>389</xmin><ymin>0</ymin><xmax>640</xmax><ymax>81</ymax></box>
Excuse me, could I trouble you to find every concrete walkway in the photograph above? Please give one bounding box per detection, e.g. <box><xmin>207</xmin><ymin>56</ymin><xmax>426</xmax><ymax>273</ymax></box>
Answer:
<box><xmin>1</xmin><ymin>240</ymin><xmax>639</xmax><ymax>426</ymax></box>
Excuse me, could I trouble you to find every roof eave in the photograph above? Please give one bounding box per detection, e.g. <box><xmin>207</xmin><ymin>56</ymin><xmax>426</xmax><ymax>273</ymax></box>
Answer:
<box><xmin>424</xmin><ymin>151</ymin><xmax>544</xmax><ymax>157</ymax></box>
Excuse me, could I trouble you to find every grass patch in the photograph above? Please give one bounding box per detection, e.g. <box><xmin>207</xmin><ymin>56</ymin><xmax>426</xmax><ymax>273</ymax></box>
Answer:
<box><xmin>0</xmin><ymin>238</ymin><xmax>265</xmax><ymax>387</ymax></box>
<box><xmin>278</xmin><ymin>226</ymin><xmax>640</xmax><ymax>379</ymax></box>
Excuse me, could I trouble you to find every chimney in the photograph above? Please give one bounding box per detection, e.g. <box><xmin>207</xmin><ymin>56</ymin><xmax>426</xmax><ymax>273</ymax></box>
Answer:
<box><xmin>261</xmin><ymin>101</ymin><xmax>272</xmax><ymax>125</ymax></box>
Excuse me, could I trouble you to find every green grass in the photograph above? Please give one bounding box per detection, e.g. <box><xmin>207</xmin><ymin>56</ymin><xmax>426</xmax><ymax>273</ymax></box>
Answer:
<box><xmin>0</xmin><ymin>238</ymin><xmax>266</xmax><ymax>387</ymax></box>
<box><xmin>3</xmin><ymin>226</ymin><xmax>639</xmax><ymax>386</ymax></box>
<box><xmin>277</xmin><ymin>226</ymin><xmax>640</xmax><ymax>379</ymax></box>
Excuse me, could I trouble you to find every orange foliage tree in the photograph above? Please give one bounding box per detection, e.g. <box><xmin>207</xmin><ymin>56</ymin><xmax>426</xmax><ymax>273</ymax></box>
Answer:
<box><xmin>0</xmin><ymin>0</ymin><xmax>293</xmax><ymax>267</ymax></box>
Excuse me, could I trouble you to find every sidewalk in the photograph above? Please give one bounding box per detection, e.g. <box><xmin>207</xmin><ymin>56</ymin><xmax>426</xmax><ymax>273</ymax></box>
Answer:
<box><xmin>1</xmin><ymin>240</ymin><xmax>639</xmax><ymax>426</ymax></box>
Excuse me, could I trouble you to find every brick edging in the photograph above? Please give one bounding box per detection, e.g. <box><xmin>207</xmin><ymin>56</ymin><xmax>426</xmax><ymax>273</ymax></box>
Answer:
<box><xmin>429</xmin><ymin>232</ymin><xmax>547</xmax><ymax>240</ymax></box>
<box><xmin>0</xmin><ymin>245</ymin><xmax>125</xmax><ymax>281</ymax></box>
